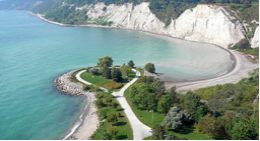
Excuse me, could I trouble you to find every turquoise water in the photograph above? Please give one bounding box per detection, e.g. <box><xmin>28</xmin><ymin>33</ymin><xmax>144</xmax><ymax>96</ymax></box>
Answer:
<box><xmin>0</xmin><ymin>11</ymin><xmax>232</xmax><ymax>139</ymax></box>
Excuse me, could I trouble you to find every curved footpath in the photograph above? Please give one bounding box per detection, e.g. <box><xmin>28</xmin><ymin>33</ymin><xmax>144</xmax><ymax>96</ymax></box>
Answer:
<box><xmin>76</xmin><ymin>69</ymin><xmax>152</xmax><ymax>140</ymax></box>
<box><xmin>165</xmin><ymin>50</ymin><xmax>259</xmax><ymax>92</ymax></box>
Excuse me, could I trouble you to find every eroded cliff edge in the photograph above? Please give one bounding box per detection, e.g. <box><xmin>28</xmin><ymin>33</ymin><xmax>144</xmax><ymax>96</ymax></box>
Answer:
<box><xmin>84</xmin><ymin>2</ymin><xmax>258</xmax><ymax>48</ymax></box>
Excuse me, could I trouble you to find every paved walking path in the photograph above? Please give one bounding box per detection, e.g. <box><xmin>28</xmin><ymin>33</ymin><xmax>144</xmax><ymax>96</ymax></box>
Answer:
<box><xmin>76</xmin><ymin>69</ymin><xmax>152</xmax><ymax>140</ymax></box>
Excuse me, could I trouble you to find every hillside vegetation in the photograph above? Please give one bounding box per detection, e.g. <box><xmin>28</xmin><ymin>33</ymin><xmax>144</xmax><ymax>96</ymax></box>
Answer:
<box><xmin>125</xmin><ymin>68</ymin><xmax>259</xmax><ymax>140</ymax></box>
<box><xmin>1</xmin><ymin>0</ymin><xmax>258</xmax><ymax>27</ymax></box>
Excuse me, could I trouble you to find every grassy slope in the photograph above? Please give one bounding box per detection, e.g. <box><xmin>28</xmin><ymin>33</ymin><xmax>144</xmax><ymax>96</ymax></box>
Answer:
<box><xmin>91</xmin><ymin>92</ymin><xmax>133</xmax><ymax>140</ymax></box>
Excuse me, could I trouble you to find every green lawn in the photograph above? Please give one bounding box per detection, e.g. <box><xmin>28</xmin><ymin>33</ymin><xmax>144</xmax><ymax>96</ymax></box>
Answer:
<box><xmin>91</xmin><ymin>92</ymin><xmax>133</xmax><ymax>140</ymax></box>
<box><xmin>80</xmin><ymin>69</ymin><xmax>136</xmax><ymax>88</ymax></box>
<box><xmin>144</xmin><ymin>125</ymin><xmax>213</xmax><ymax>140</ymax></box>
<box><xmin>124</xmin><ymin>88</ymin><xmax>165</xmax><ymax>128</ymax></box>
<box><xmin>166</xmin><ymin>125</ymin><xmax>214</xmax><ymax>140</ymax></box>
<box><xmin>80</xmin><ymin>71</ymin><xmax>113</xmax><ymax>87</ymax></box>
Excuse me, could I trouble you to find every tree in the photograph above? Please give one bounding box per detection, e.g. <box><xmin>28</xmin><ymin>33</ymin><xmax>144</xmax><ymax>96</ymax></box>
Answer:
<box><xmin>244</xmin><ymin>0</ymin><xmax>251</xmax><ymax>8</ymax></box>
<box><xmin>231</xmin><ymin>117</ymin><xmax>259</xmax><ymax>140</ymax></box>
<box><xmin>89</xmin><ymin>67</ymin><xmax>98</xmax><ymax>75</ymax></box>
<box><xmin>121</xmin><ymin>65</ymin><xmax>132</xmax><ymax>77</ymax></box>
<box><xmin>151</xmin><ymin>79</ymin><xmax>165</xmax><ymax>95</ymax></box>
<box><xmin>196</xmin><ymin>114</ymin><xmax>225</xmax><ymax>139</ymax></box>
<box><xmin>157</xmin><ymin>95</ymin><xmax>172</xmax><ymax>113</ymax></box>
<box><xmin>108</xmin><ymin>127</ymin><xmax>118</xmax><ymax>139</ymax></box>
<box><xmin>101</xmin><ymin>130</ymin><xmax>112</xmax><ymax>140</ymax></box>
<box><xmin>168</xmin><ymin>86</ymin><xmax>177</xmax><ymax>100</ymax></box>
<box><xmin>106</xmin><ymin>114</ymin><xmax>118</xmax><ymax>125</ymax></box>
<box><xmin>162</xmin><ymin>107</ymin><xmax>192</xmax><ymax>130</ymax></box>
<box><xmin>145</xmin><ymin>63</ymin><xmax>155</xmax><ymax>73</ymax></box>
<box><xmin>104</xmin><ymin>68</ymin><xmax>112</xmax><ymax>79</ymax></box>
<box><xmin>97</xmin><ymin>56</ymin><xmax>113</xmax><ymax>68</ymax></box>
<box><xmin>111</xmin><ymin>68</ymin><xmax>122</xmax><ymax>82</ymax></box>
<box><xmin>152</xmin><ymin>124</ymin><xmax>166</xmax><ymax>140</ymax></box>
<box><xmin>97</xmin><ymin>56</ymin><xmax>113</xmax><ymax>75</ymax></box>
<box><xmin>194</xmin><ymin>104</ymin><xmax>209</xmax><ymax>122</ymax></box>
<box><xmin>128</xmin><ymin>60</ymin><xmax>135</xmax><ymax>68</ymax></box>
<box><xmin>130</xmin><ymin>83</ymin><xmax>157</xmax><ymax>110</ymax></box>
<box><xmin>183</xmin><ymin>91</ymin><xmax>201</xmax><ymax>117</ymax></box>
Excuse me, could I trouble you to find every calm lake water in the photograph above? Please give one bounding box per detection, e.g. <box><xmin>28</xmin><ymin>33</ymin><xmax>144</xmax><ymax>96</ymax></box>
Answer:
<box><xmin>0</xmin><ymin>11</ymin><xmax>232</xmax><ymax>139</ymax></box>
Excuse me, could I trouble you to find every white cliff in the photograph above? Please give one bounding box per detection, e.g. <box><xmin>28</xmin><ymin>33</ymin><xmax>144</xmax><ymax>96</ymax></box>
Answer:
<box><xmin>86</xmin><ymin>2</ymin><xmax>245</xmax><ymax>48</ymax></box>
<box><xmin>251</xmin><ymin>26</ymin><xmax>259</xmax><ymax>48</ymax></box>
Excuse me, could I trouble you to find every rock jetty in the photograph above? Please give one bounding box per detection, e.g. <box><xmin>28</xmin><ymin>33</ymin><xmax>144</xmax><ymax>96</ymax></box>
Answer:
<box><xmin>54</xmin><ymin>70</ymin><xmax>85</xmax><ymax>95</ymax></box>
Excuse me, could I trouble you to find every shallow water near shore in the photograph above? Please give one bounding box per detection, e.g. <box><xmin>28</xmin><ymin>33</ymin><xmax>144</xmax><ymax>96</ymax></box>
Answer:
<box><xmin>0</xmin><ymin>11</ymin><xmax>233</xmax><ymax>139</ymax></box>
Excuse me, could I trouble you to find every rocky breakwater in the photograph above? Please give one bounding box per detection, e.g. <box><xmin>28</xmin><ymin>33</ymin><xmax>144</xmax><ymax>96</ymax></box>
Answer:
<box><xmin>54</xmin><ymin>70</ymin><xmax>84</xmax><ymax>95</ymax></box>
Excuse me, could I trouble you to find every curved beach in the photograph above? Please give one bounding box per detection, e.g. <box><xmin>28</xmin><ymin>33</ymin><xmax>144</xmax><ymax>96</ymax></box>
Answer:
<box><xmin>165</xmin><ymin>50</ymin><xmax>258</xmax><ymax>91</ymax></box>
<box><xmin>54</xmin><ymin>71</ymin><xmax>99</xmax><ymax>140</ymax></box>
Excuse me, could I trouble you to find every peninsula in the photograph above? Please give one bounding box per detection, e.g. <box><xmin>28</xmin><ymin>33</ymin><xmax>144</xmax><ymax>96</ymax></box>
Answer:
<box><xmin>0</xmin><ymin>0</ymin><xmax>258</xmax><ymax>140</ymax></box>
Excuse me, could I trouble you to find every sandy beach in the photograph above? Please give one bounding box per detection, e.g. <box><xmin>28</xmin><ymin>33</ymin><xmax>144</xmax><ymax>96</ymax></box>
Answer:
<box><xmin>165</xmin><ymin>50</ymin><xmax>258</xmax><ymax>91</ymax></box>
<box><xmin>54</xmin><ymin>71</ymin><xmax>99</xmax><ymax>140</ymax></box>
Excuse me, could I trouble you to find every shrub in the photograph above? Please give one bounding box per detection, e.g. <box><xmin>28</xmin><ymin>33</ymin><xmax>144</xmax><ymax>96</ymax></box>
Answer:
<box><xmin>95</xmin><ymin>99</ymin><xmax>106</xmax><ymax>108</ymax></box>
<box><xmin>104</xmin><ymin>83</ymin><xmax>123</xmax><ymax>89</ymax></box>
<box><xmin>96</xmin><ymin>92</ymin><xmax>104</xmax><ymax>98</ymax></box>
<box><xmin>86</xmin><ymin>67</ymin><xmax>92</xmax><ymax>73</ymax></box>
<box><xmin>89</xmin><ymin>68</ymin><xmax>99</xmax><ymax>75</ymax></box>
<box><xmin>230</xmin><ymin>38</ymin><xmax>251</xmax><ymax>50</ymax></box>
<box><xmin>106</xmin><ymin>113</ymin><xmax>118</xmax><ymax>124</ymax></box>
<box><xmin>97</xmin><ymin>108</ymin><xmax>108</xmax><ymax>120</ymax></box>
<box><xmin>83</xmin><ymin>84</ymin><xmax>91</xmax><ymax>91</ymax></box>
<box><xmin>111</xmin><ymin>102</ymin><xmax>119</xmax><ymax>109</ymax></box>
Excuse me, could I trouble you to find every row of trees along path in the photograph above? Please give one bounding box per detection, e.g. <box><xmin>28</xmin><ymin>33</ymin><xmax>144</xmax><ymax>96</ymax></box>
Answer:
<box><xmin>76</xmin><ymin>68</ymin><xmax>152</xmax><ymax>140</ymax></box>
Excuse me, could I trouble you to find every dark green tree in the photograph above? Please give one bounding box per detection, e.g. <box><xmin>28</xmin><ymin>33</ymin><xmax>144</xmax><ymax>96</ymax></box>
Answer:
<box><xmin>128</xmin><ymin>60</ymin><xmax>135</xmax><ymax>68</ymax></box>
<box><xmin>111</xmin><ymin>68</ymin><xmax>122</xmax><ymax>82</ymax></box>
<box><xmin>106</xmin><ymin>114</ymin><xmax>118</xmax><ymax>125</ymax></box>
<box><xmin>157</xmin><ymin>95</ymin><xmax>172</xmax><ymax>113</ymax></box>
<box><xmin>231</xmin><ymin>117</ymin><xmax>259</xmax><ymax>140</ymax></box>
<box><xmin>152</xmin><ymin>124</ymin><xmax>166</xmax><ymax>140</ymax></box>
<box><xmin>184</xmin><ymin>91</ymin><xmax>201</xmax><ymax>117</ymax></box>
<box><xmin>101</xmin><ymin>130</ymin><xmax>112</xmax><ymax>140</ymax></box>
<box><xmin>194</xmin><ymin>104</ymin><xmax>209</xmax><ymax>122</ymax></box>
<box><xmin>108</xmin><ymin>127</ymin><xmax>118</xmax><ymax>139</ymax></box>
<box><xmin>151</xmin><ymin>79</ymin><xmax>165</xmax><ymax>95</ymax></box>
<box><xmin>97</xmin><ymin>56</ymin><xmax>113</xmax><ymax>76</ymax></box>
<box><xmin>104</xmin><ymin>68</ymin><xmax>112</xmax><ymax>79</ymax></box>
<box><xmin>145</xmin><ymin>63</ymin><xmax>155</xmax><ymax>73</ymax></box>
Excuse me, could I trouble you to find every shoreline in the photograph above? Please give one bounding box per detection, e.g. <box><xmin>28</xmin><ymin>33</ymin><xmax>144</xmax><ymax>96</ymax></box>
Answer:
<box><xmin>38</xmin><ymin>10</ymin><xmax>258</xmax><ymax>139</ymax></box>
<box><xmin>54</xmin><ymin>71</ymin><xmax>99</xmax><ymax>140</ymax></box>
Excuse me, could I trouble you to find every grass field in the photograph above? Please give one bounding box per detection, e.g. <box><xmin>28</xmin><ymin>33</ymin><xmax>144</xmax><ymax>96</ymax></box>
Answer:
<box><xmin>124</xmin><ymin>88</ymin><xmax>165</xmax><ymax>128</ymax></box>
<box><xmin>80</xmin><ymin>71</ymin><xmax>113</xmax><ymax>87</ymax></box>
<box><xmin>91</xmin><ymin>92</ymin><xmax>133</xmax><ymax>140</ymax></box>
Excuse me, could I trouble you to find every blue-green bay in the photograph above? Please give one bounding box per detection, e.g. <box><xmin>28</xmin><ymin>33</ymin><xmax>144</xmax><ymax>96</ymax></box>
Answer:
<box><xmin>0</xmin><ymin>11</ymin><xmax>232</xmax><ymax>139</ymax></box>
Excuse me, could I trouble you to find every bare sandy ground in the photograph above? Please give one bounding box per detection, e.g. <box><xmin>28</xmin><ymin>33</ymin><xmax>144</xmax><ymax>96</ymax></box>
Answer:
<box><xmin>165</xmin><ymin>50</ymin><xmax>259</xmax><ymax>92</ymax></box>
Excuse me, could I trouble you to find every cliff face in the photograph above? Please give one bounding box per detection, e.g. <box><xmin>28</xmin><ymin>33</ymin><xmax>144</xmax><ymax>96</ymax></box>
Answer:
<box><xmin>251</xmin><ymin>26</ymin><xmax>259</xmax><ymax>48</ymax></box>
<box><xmin>86</xmin><ymin>2</ymin><xmax>245</xmax><ymax>48</ymax></box>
